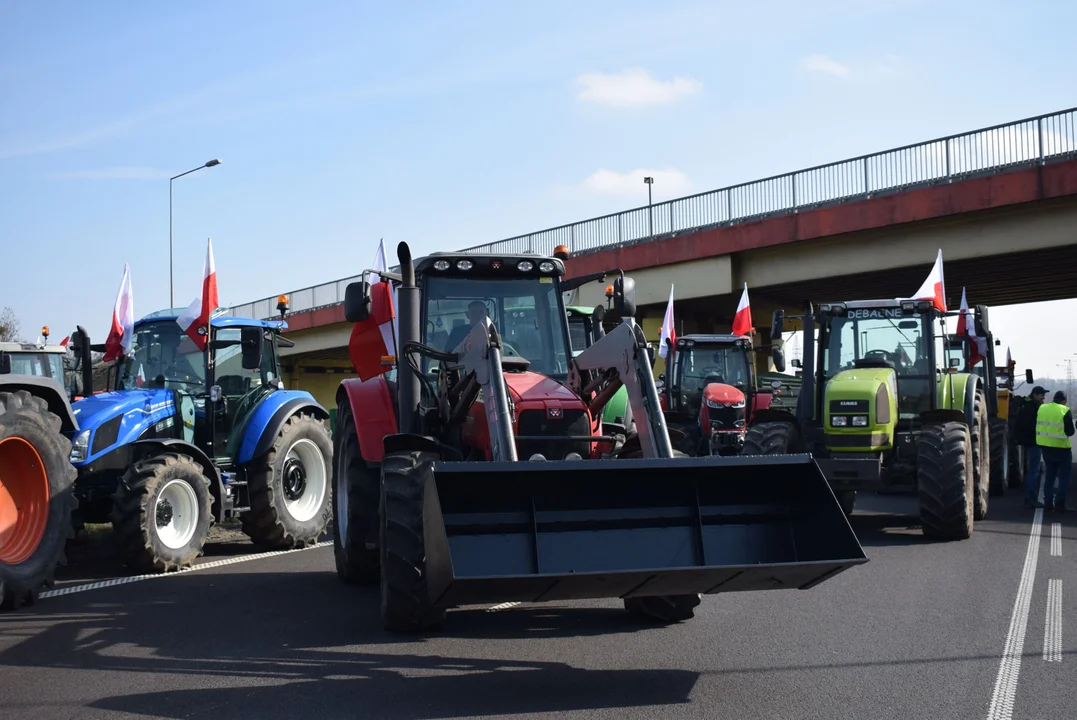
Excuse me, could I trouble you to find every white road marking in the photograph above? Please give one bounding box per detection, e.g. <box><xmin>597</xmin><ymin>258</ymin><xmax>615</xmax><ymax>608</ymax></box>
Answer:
<box><xmin>985</xmin><ymin>508</ymin><xmax>1044</xmax><ymax>720</ymax></box>
<box><xmin>486</xmin><ymin>601</ymin><xmax>521</xmax><ymax>612</ymax></box>
<box><xmin>1043</xmin><ymin>579</ymin><xmax>1062</xmax><ymax>663</ymax></box>
<box><xmin>40</xmin><ymin>541</ymin><xmax>332</xmax><ymax>599</ymax></box>
<box><xmin>1051</xmin><ymin>523</ymin><xmax>1062</xmax><ymax>557</ymax></box>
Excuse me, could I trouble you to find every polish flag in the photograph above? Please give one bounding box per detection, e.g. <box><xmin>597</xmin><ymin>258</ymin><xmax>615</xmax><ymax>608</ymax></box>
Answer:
<box><xmin>177</xmin><ymin>237</ymin><xmax>219</xmax><ymax>352</ymax></box>
<box><xmin>103</xmin><ymin>263</ymin><xmax>134</xmax><ymax>362</ymax></box>
<box><xmin>955</xmin><ymin>287</ymin><xmax>985</xmax><ymax>367</ymax></box>
<box><xmin>658</xmin><ymin>285</ymin><xmax>675</xmax><ymax>360</ymax></box>
<box><xmin>912</xmin><ymin>249</ymin><xmax>947</xmax><ymax>312</ymax></box>
<box><xmin>372</xmin><ymin>238</ymin><xmax>398</xmax><ymax>355</ymax></box>
<box><xmin>59</xmin><ymin>336</ymin><xmax>69</xmax><ymax>348</ymax></box>
<box><xmin>348</xmin><ymin>278</ymin><xmax>396</xmax><ymax>381</ymax></box>
<box><xmin>732</xmin><ymin>283</ymin><xmax>753</xmax><ymax>336</ymax></box>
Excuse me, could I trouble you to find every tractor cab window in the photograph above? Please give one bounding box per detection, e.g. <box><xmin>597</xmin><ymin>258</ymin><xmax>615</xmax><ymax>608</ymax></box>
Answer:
<box><xmin>7</xmin><ymin>352</ymin><xmax>63</xmax><ymax>379</ymax></box>
<box><xmin>671</xmin><ymin>344</ymin><xmax>750</xmax><ymax>413</ymax></box>
<box><xmin>567</xmin><ymin>315</ymin><xmax>590</xmax><ymax>356</ymax></box>
<box><xmin>213</xmin><ymin>328</ymin><xmax>278</xmax><ymax>398</ymax></box>
<box><xmin>423</xmin><ymin>275</ymin><xmax>570</xmax><ymax>380</ymax></box>
<box><xmin>119</xmin><ymin>321</ymin><xmax>206</xmax><ymax>391</ymax></box>
<box><xmin>822</xmin><ymin>309</ymin><xmax>931</xmax><ymax>417</ymax></box>
<box><xmin>945</xmin><ymin>336</ymin><xmax>970</xmax><ymax>372</ymax></box>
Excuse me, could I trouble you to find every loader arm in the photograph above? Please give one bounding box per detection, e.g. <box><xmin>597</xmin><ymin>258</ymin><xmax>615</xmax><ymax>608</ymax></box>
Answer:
<box><xmin>571</xmin><ymin>319</ymin><xmax>673</xmax><ymax>459</ymax></box>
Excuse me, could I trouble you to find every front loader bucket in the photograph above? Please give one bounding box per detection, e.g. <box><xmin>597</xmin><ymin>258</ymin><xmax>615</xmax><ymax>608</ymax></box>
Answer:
<box><xmin>420</xmin><ymin>454</ymin><xmax>868</xmax><ymax>608</ymax></box>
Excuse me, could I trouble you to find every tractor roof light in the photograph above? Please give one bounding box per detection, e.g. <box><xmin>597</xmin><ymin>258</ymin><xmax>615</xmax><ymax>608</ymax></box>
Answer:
<box><xmin>517</xmin><ymin>260</ymin><xmax>534</xmax><ymax>272</ymax></box>
<box><xmin>917</xmin><ymin>300</ymin><xmax>933</xmax><ymax>311</ymax></box>
<box><xmin>553</xmin><ymin>244</ymin><xmax>570</xmax><ymax>260</ymax></box>
<box><xmin>456</xmin><ymin>259</ymin><xmax>474</xmax><ymax>271</ymax></box>
<box><xmin>41</xmin><ymin>325</ymin><xmax>49</xmax><ymax>339</ymax></box>
<box><xmin>900</xmin><ymin>300</ymin><xmax>916</xmax><ymax>312</ymax></box>
<box><xmin>433</xmin><ymin>259</ymin><xmax>451</xmax><ymax>270</ymax></box>
<box><xmin>277</xmin><ymin>294</ymin><xmax>289</xmax><ymax>312</ymax></box>
<box><xmin>538</xmin><ymin>261</ymin><xmax>555</xmax><ymax>273</ymax></box>
<box><xmin>605</xmin><ymin>284</ymin><xmax>614</xmax><ymax>298</ymax></box>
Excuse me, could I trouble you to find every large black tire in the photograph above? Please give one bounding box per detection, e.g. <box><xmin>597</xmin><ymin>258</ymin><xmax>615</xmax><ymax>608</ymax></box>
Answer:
<box><xmin>988</xmin><ymin>417</ymin><xmax>1009</xmax><ymax>497</ymax></box>
<box><xmin>242</xmin><ymin>412</ymin><xmax>333</xmax><ymax>550</ymax></box>
<box><xmin>111</xmin><ymin>453</ymin><xmax>213</xmax><ymax>573</ymax></box>
<box><xmin>741</xmin><ymin>420</ymin><xmax>802</xmax><ymax>455</ymax></box>
<box><xmin>332</xmin><ymin>401</ymin><xmax>380</xmax><ymax>584</ymax></box>
<box><xmin>969</xmin><ymin>388</ymin><xmax>990</xmax><ymax>521</ymax></box>
<box><xmin>0</xmin><ymin>391</ymin><xmax>78</xmax><ymax>611</ymax></box>
<box><xmin>917</xmin><ymin>421</ymin><xmax>974</xmax><ymax>541</ymax></box>
<box><xmin>379</xmin><ymin>449</ymin><xmax>445</xmax><ymax>632</ymax></box>
<box><xmin>624</xmin><ymin>594</ymin><xmax>702</xmax><ymax>624</ymax></box>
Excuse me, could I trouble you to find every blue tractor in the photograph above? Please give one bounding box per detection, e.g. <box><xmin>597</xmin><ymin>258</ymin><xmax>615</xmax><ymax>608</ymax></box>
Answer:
<box><xmin>66</xmin><ymin>307</ymin><xmax>333</xmax><ymax>573</ymax></box>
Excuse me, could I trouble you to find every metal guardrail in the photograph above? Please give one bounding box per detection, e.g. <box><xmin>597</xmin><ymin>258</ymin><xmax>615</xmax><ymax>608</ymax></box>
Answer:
<box><xmin>229</xmin><ymin>107</ymin><xmax>1077</xmax><ymax>320</ymax></box>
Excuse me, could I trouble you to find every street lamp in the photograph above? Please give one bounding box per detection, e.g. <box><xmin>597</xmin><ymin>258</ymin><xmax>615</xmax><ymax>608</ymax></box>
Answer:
<box><xmin>170</xmin><ymin>159</ymin><xmax>222</xmax><ymax>307</ymax></box>
<box><xmin>643</xmin><ymin>176</ymin><xmax>654</xmax><ymax>239</ymax></box>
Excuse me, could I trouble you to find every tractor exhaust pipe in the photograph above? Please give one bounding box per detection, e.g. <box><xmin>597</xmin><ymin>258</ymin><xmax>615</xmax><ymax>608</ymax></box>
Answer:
<box><xmin>396</xmin><ymin>242</ymin><xmax>422</xmax><ymax>435</ymax></box>
<box><xmin>73</xmin><ymin>325</ymin><xmax>94</xmax><ymax>399</ymax></box>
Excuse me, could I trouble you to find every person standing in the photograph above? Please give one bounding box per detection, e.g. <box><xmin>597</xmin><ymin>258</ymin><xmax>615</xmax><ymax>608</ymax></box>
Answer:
<box><xmin>1017</xmin><ymin>386</ymin><xmax>1048</xmax><ymax>508</ymax></box>
<box><xmin>1035</xmin><ymin>390</ymin><xmax>1075</xmax><ymax>513</ymax></box>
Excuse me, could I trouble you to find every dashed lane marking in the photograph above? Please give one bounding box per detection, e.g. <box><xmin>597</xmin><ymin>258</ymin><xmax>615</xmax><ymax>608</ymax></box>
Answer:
<box><xmin>40</xmin><ymin>542</ymin><xmax>332</xmax><ymax>599</ymax></box>
<box><xmin>1043</xmin><ymin>579</ymin><xmax>1062</xmax><ymax>663</ymax></box>
<box><xmin>985</xmin><ymin>508</ymin><xmax>1044</xmax><ymax>720</ymax></box>
<box><xmin>1051</xmin><ymin>523</ymin><xmax>1062</xmax><ymax>557</ymax></box>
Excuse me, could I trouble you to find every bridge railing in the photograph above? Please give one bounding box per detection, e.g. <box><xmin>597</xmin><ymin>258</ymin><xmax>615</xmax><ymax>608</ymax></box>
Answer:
<box><xmin>228</xmin><ymin>106</ymin><xmax>1077</xmax><ymax>320</ymax></box>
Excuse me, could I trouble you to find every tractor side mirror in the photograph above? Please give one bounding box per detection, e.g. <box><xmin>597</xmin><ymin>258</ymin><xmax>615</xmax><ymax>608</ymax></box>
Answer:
<box><xmin>949</xmin><ymin>357</ymin><xmax>961</xmax><ymax>368</ymax></box>
<box><xmin>241</xmin><ymin>327</ymin><xmax>263</xmax><ymax>370</ymax></box>
<box><xmin>771</xmin><ymin>309</ymin><xmax>785</xmax><ymax>340</ymax></box>
<box><xmin>1026</xmin><ymin>369</ymin><xmax>1035</xmax><ymax>383</ymax></box>
<box><xmin>791</xmin><ymin>358</ymin><xmax>802</xmax><ymax>369</ymax></box>
<box><xmin>614</xmin><ymin>275</ymin><xmax>636</xmax><ymax>318</ymax></box>
<box><xmin>771</xmin><ymin>345</ymin><xmax>785</xmax><ymax>373</ymax></box>
<box><xmin>975</xmin><ymin>304</ymin><xmax>990</xmax><ymax>336</ymax></box>
<box><xmin>344</xmin><ymin>279</ymin><xmax>372</xmax><ymax>323</ymax></box>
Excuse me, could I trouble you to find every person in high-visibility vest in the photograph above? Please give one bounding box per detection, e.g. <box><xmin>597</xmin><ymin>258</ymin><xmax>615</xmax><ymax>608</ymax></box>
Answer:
<box><xmin>1018</xmin><ymin>385</ymin><xmax>1049</xmax><ymax>508</ymax></box>
<box><xmin>1035</xmin><ymin>390</ymin><xmax>1075</xmax><ymax>513</ymax></box>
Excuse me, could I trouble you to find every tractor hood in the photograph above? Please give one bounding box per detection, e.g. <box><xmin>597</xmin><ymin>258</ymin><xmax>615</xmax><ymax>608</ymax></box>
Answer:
<box><xmin>504</xmin><ymin>372</ymin><xmax>584</xmax><ymax>407</ymax></box>
<box><xmin>823</xmin><ymin>365</ymin><xmax>898</xmax><ymax>452</ymax></box>
<box><xmin>71</xmin><ymin>389</ymin><xmax>175</xmax><ymax>431</ymax></box>
<box><xmin>703</xmin><ymin>383</ymin><xmax>745</xmax><ymax>406</ymax></box>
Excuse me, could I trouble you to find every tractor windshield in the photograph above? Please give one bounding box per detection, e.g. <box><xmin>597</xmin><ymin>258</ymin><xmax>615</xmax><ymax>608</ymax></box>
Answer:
<box><xmin>5</xmin><ymin>352</ymin><xmax>65</xmax><ymax>380</ymax></box>
<box><xmin>821</xmin><ymin>308</ymin><xmax>932</xmax><ymax>417</ymax></box>
<box><xmin>670</xmin><ymin>344</ymin><xmax>750</xmax><ymax>413</ymax></box>
<box><xmin>118</xmin><ymin>320</ymin><xmax>206</xmax><ymax>391</ymax></box>
<box><xmin>424</xmin><ymin>275</ymin><xmax>571</xmax><ymax>379</ymax></box>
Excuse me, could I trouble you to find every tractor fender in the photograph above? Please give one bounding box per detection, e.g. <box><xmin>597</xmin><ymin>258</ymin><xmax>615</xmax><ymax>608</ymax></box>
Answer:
<box><xmin>125</xmin><ymin>439</ymin><xmax>224</xmax><ymax>521</ymax></box>
<box><xmin>236</xmin><ymin>391</ymin><xmax>329</xmax><ymax>466</ymax></box>
<box><xmin>0</xmin><ymin>375</ymin><xmax>79</xmax><ymax>433</ymax></box>
<box><xmin>339</xmin><ymin>376</ymin><xmax>398</xmax><ymax>465</ymax></box>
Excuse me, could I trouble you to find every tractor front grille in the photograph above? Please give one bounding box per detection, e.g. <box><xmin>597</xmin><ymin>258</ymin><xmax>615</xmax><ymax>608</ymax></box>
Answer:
<box><xmin>515</xmin><ymin>408</ymin><xmax>592</xmax><ymax>460</ymax></box>
<box><xmin>708</xmin><ymin>404</ymin><xmax>745</xmax><ymax>430</ymax></box>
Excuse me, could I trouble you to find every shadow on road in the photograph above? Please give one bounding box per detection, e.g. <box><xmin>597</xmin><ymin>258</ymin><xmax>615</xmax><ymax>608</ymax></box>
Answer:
<box><xmin>0</xmin><ymin>570</ymin><xmax>696</xmax><ymax>719</ymax></box>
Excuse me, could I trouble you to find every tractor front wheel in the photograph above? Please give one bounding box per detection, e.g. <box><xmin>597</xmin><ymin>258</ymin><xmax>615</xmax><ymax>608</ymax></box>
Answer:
<box><xmin>111</xmin><ymin>453</ymin><xmax>213</xmax><ymax>573</ymax></box>
<box><xmin>332</xmin><ymin>401</ymin><xmax>380</xmax><ymax>584</ymax></box>
<box><xmin>741</xmin><ymin>421</ymin><xmax>802</xmax><ymax>455</ymax></box>
<box><xmin>0</xmin><ymin>391</ymin><xmax>78</xmax><ymax>610</ymax></box>
<box><xmin>242</xmin><ymin>413</ymin><xmax>333</xmax><ymax>550</ymax></box>
<box><xmin>989</xmin><ymin>417</ymin><xmax>1009</xmax><ymax>497</ymax></box>
<box><xmin>379</xmin><ymin>449</ymin><xmax>445</xmax><ymax>632</ymax></box>
<box><xmin>917</xmin><ymin>421</ymin><xmax>974</xmax><ymax>541</ymax></box>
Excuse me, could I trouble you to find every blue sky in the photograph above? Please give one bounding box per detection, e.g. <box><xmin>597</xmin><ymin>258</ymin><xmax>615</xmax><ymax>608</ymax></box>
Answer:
<box><xmin>2</xmin><ymin>0</ymin><xmax>1076</xmax><ymax>381</ymax></box>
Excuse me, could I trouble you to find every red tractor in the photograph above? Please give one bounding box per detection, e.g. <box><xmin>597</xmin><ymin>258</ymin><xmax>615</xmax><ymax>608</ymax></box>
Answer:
<box><xmin>661</xmin><ymin>334</ymin><xmax>782</xmax><ymax>456</ymax></box>
<box><xmin>331</xmin><ymin>241</ymin><xmax>866</xmax><ymax>633</ymax></box>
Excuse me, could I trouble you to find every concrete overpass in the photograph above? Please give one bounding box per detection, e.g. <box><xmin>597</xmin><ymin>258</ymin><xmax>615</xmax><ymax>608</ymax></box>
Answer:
<box><xmin>228</xmin><ymin>106</ymin><xmax>1077</xmax><ymax>413</ymax></box>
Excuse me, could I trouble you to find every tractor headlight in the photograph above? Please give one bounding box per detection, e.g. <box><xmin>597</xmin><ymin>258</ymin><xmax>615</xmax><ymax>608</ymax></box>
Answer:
<box><xmin>832</xmin><ymin>416</ymin><xmax>848</xmax><ymax>427</ymax></box>
<box><xmin>70</xmin><ymin>429</ymin><xmax>90</xmax><ymax>463</ymax></box>
<box><xmin>433</xmin><ymin>260</ymin><xmax>450</xmax><ymax>270</ymax></box>
<box><xmin>852</xmin><ymin>415</ymin><xmax>869</xmax><ymax>427</ymax></box>
<box><xmin>455</xmin><ymin>259</ymin><xmax>474</xmax><ymax>271</ymax></box>
<box><xmin>517</xmin><ymin>260</ymin><xmax>534</xmax><ymax>272</ymax></box>
<box><xmin>538</xmin><ymin>261</ymin><xmax>555</xmax><ymax>273</ymax></box>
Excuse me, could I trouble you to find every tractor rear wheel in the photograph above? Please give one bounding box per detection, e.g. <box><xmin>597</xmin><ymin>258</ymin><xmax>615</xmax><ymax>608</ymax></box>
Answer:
<box><xmin>969</xmin><ymin>388</ymin><xmax>990</xmax><ymax>520</ymax></box>
<box><xmin>111</xmin><ymin>453</ymin><xmax>213</xmax><ymax>573</ymax></box>
<box><xmin>379</xmin><ymin>449</ymin><xmax>445</xmax><ymax>632</ymax></box>
<box><xmin>624</xmin><ymin>594</ymin><xmax>702</xmax><ymax>624</ymax></box>
<box><xmin>332</xmin><ymin>401</ymin><xmax>379</xmax><ymax>584</ymax></box>
<box><xmin>917</xmin><ymin>421</ymin><xmax>974</xmax><ymax>541</ymax></box>
<box><xmin>242</xmin><ymin>413</ymin><xmax>333</xmax><ymax>550</ymax></box>
<box><xmin>988</xmin><ymin>417</ymin><xmax>1009</xmax><ymax>497</ymax></box>
<box><xmin>0</xmin><ymin>391</ymin><xmax>78</xmax><ymax>610</ymax></box>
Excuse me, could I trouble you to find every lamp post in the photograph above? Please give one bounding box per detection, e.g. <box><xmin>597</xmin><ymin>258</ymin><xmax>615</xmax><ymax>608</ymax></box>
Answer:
<box><xmin>170</xmin><ymin>159</ymin><xmax>221</xmax><ymax>307</ymax></box>
<box><xmin>644</xmin><ymin>176</ymin><xmax>654</xmax><ymax>239</ymax></box>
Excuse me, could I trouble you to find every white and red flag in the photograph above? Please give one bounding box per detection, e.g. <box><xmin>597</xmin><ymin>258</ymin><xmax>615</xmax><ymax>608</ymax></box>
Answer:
<box><xmin>103</xmin><ymin>263</ymin><xmax>134</xmax><ymax>362</ymax></box>
<box><xmin>955</xmin><ymin>287</ymin><xmax>986</xmax><ymax>367</ymax></box>
<box><xmin>912</xmin><ymin>249</ymin><xmax>947</xmax><ymax>312</ymax></box>
<box><xmin>732</xmin><ymin>283</ymin><xmax>753</xmax><ymax>336</ymax></box>
<box><xmin>658</xmin><ymin>284</ymin><xmax>676</xmax><ymax>360</ymax></box>
<box><xmin>177</xmin><ymin>237</ymin><xmax>219</xmax><ymax>351</ymax></box>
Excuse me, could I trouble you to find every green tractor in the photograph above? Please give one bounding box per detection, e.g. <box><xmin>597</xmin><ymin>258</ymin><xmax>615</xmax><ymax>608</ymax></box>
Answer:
<box><xmin>744</xmin><ymin>298</ymin><xmax>994</xmax><ymax>539</ymax></box>
<box><xmin>564</xmin><ymin>304</ymin><xmax>632</xmax><ymax>434</ymax></box>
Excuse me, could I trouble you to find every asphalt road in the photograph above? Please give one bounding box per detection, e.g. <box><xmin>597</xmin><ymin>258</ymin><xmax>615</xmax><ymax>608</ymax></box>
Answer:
<box><xmin>0</xmin><ymin>490</ymin><xmax>1073</xmax><ymax>720</ymax></box>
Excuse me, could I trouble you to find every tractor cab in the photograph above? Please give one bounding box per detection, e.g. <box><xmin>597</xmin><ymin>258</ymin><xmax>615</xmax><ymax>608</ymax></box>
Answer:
<box><xmin>0</xmin><ymin>341</ymin><xmax>67</xmax><ymax>384</ymax></box>
<box><xmin>662</xmin><ymin>334</ymin><xmax>769</xmax><ymax>455</ymax></box>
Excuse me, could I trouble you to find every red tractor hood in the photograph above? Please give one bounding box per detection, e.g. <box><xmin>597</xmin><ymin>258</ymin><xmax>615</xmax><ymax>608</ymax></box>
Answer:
<box><xmin>703</xmin><ymin>383</ymin><xmax>745</xmax><ymax>406</ymax></box>
<box><xmin>504</xmin><ymin>371</ymin><xmax>583</xmax><ymax>406</ymax></box>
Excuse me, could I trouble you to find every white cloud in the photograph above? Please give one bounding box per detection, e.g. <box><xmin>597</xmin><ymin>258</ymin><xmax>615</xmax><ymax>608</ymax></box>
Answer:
<box><xmin>582</xmin><ymin>168</ymin><xmax>693</xmax><ymax>198</ymax></box>
<box><xmin>51</xmin><ymin>166</ymin><xmax>172</xmax><ymax>180</ymax></box>
<box><xmin>798</xmin><ymin>54</ymin><xmax>852</xmax><ymax>77</ymax></box>
<box><xmin>575</xmin><ymin>68</ymin><xmax>702</xmax><ymax>108</ymax></box>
